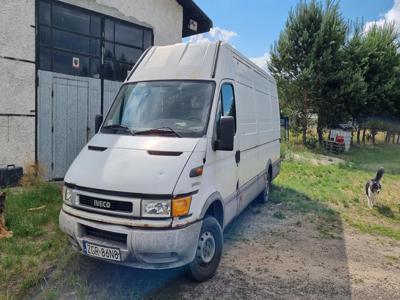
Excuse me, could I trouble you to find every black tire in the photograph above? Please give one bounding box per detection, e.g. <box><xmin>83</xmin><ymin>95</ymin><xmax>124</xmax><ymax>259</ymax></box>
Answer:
<box><xmin>189</xmin><ymin>216</ymin><xmax>223</xmax><ymax>282</ymax></box>
<box><xmin>258</xmin><ymin>172</ymin><xmax>271</xmax><ymax>204</ymax></box>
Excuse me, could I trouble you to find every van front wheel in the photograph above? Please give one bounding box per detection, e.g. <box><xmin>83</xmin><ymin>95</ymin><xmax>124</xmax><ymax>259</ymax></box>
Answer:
<box><xmin>189</xmin><ymin>216</ymin><xmax>223</xmax><ymax>282</ymax></box>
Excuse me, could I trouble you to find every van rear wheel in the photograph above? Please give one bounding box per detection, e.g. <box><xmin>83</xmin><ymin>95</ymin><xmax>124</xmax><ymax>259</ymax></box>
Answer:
<box><xmin>189</xmin><ymin>216</ymin><xmax>223</xmax><ymax>282</ymax></box>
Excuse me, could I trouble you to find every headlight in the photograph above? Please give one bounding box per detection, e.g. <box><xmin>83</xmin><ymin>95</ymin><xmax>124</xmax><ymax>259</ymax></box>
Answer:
<box><xmin>63</xmin><ymin>186</ymin><xmax>73</xmax><ymax>205</ymax></box>
<box><xmin>141</xmin><ymin>199</ymin><xmax>171</xmax><ymax>217</ymax></box>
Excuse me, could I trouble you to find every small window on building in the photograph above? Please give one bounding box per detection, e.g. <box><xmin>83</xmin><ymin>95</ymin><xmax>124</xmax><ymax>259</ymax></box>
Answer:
<box><xmin>90</xmin><ymin>16</ymin><xmax>101</xmax><ymax>37</ymax></box>
<box><xmin>144</xmin><ymin>30</ymin><xmax>152</xmax><ymax>49</ymax></box>
<box><xmin>39</xmin><ymin>26</ymin><xmax>51</xmax><ymax>46</ymax></box>
<box><xmin>90</xmin><ymin>39</ymin><xmax>101</xmax><ymax>57</ymax></box>
<box><xmin>53</xmin><ymin>4</ymin><xmax>90</xmax><ymax>35</ymax></box>
<box><xmin>104</xmin><ymin>42</ymin><xmax>114</xmax><ymax>60</ymax></box>
<box><xmin>105</xmin><ymin>19</ymin><xmax>114</xmax><ymax>41</ymax></box>
<box><xmin>115</xmin><ymin>22</ymin><xmax>143</xmax><ymax>48</ymax></box>
<box><xmin>39</xmin><ymin>1</ymin><xmax>51</xmax><ymax>25</ymax></box>
<box><xmin>104</xmin><ymin>60</ymin><xmax>114</xmax><ymax>80</ymax></box>
<box><xmin>114</xmin><ymin>62</ymin><xmax>133</xmax><ymax>81</ymax></box>
<box><xmin>39</xmin><ymin>47</ymin><xmax>52</xmax><ymax>71</ymax></box>
<box><xmin>53</xmin><ymin>51</ymin><xmax>89</xmax><ymax>77</ymax></box>
<box><xmin>53</xmin><ymin>29</ymin><xmax>90</xmax><ymax>55</ymax></box>
<box><xmin>90</xmin><ymin>58</ymin><xmax>101</xmax><ymax>79</ymax></box>
<box><xmin>115</xmin><ymin>45</ymin><xmax>141</xmax><ymax>64</ymax></box>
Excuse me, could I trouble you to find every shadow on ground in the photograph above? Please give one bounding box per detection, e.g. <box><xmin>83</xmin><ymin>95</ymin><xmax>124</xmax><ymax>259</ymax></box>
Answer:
<box><xmin>39</xmin><ymin>187</ymin><xmax>352</xmax><ymax>300</ymax></box>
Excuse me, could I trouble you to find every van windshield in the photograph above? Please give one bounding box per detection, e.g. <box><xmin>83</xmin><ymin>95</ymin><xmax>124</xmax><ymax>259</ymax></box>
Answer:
<box><xmin>102</xmin><ymin>81</ymin><xmax>215</xmax><ymax>138</ymax></box>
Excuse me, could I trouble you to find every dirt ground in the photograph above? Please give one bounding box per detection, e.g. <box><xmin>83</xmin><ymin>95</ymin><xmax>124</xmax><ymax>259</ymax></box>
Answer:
<box><xmin>37</xmin><ymin>198</ymin><xmax>400</xmax><ymax>300</ymax></box>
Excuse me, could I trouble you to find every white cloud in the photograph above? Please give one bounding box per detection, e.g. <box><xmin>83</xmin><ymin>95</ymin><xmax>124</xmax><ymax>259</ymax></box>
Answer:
<box><xmin>187</xmin><ymin>27</ymin><xmax>238</xmax><ymax>44</ymax></box>
<box><xmin>250</xmin><ymin>52</ymin><xmax>271</xmax><ymax>72</ymax></box>
<box><xmin>365</xmin><ymin>0</ymin><xmax>400</xmax><ymax>32</ymax></box>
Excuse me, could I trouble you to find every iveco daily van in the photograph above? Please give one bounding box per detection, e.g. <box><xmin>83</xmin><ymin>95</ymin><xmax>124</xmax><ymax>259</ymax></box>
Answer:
<box><xmin>59</xmin><ymin>42</ymin><xmax>280</xmax><ymax>281</ymax></box>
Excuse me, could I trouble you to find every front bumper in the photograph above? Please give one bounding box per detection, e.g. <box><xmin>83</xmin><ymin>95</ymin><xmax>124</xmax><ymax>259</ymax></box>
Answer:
<box><xmin>59</xmin><ymin>209</ymin><xmax>202</xmax><ymax>269</ymax></box>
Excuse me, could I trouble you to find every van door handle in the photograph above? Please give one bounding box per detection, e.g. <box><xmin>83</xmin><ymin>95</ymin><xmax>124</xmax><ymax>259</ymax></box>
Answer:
<box><xmin>235</xmin><ymin>150</ymin><xmax>240</xmax><ymax>164</ymax></box>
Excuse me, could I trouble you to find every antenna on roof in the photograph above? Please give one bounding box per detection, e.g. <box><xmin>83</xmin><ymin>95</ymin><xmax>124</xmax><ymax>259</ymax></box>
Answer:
<box><xmin>211</xmin><ymin>41</ymin><xmax>222</xmax><ymax>78</ymax></box>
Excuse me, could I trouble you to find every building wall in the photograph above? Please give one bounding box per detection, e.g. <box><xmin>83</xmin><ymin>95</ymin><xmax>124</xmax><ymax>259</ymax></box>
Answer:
<box><xmin>0</xmin><ymin>0</ymin><xmax>183</xmax><ymax>167</ymax></box>
<box><xmin>0</xmin><ymin>0</ymin><xmax>36</xmax><ymax>166</ymax></box>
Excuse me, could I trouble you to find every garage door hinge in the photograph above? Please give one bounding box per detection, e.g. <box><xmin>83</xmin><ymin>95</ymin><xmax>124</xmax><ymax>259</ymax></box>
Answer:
<box><xmin>51</xmin><ymin>126</ymin><xmax>54</xmax><ymax>133</ymax></box>
<box><xmin>51</xmin><ymin>90</ymin><xmax>54</xmax><ymax>98</ymax></box>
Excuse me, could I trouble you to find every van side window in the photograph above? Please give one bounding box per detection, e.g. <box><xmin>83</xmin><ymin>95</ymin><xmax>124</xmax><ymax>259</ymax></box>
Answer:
<box><xmin>220</xmin><ymin>83</ymin><xmax>236</xmax><ymax>131</ymax></box>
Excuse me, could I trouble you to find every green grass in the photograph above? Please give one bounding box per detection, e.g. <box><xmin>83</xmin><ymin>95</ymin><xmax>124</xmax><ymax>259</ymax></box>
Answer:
<box><xmin>272</xmin><ymin>144</ymin><xmax>400</xmax><ymax>241</ymax></box>
<box><xmin>0</xmin><ymin>183</ymin><xmax>66</xmax><ymax>298</ymax></box>
<box><xmin>1</xmin><ymin>144</ymin><xmax>400</xmax><ymax>298</ymax></box>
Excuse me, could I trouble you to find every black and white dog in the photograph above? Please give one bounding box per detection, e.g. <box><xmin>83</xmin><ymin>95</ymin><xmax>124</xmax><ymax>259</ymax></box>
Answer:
<box><xmin>365</xmin><ymin>167</ymin><xmax>384</xmax><ymax>209</ymax></box>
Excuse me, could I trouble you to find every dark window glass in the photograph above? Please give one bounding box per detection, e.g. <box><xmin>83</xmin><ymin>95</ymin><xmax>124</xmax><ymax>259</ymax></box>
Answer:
<box><xmin>53</xmin><ymin>29</ymin><xmax>90</xmax><ymax>55</ymax></box>
<box><xmin>105</xmin><ymin>19</ymin><xmax>114</xmax><ymax>41</ymax></box>
<box><xmin>143</xmin><ymin>30</ymin><xmax>152</xmax><ymax>49</ymax></box>
<box><xmin>104</xmin><ymin>42</ymin><xmax>114</xmax><ymax>59</ymax></box>
<box><xmin>90</xmin><ymin>16</ymin><xmax>101</xmax><ymax>37</ymax></box>
<box><xmin>39</xmin><ymin>1</ymin><xmax>51</xmax><ymax>25</ymax></box>
<box><xmin>115</xmin><ymin>22</ymin><xmax>142</xmax><ymax>47</ymax></box>
<box><xmin>221</xmin><ymin>84</ymin><xmax>236</xmax><ymax>118</ymax></box>
<box><xmin>39</xmin><ymin>26</ymin><xmax>51</xmax><ymax>46</ymax></box>
<box><xmin>115</xmin><ymin>62</ymin><xmax>132</xmax><ymax>81</ymax></box>
<box><xmin>53</xmin><ymin>50</ymin><xmax>89</xmax><ymax>76</ymax></box>
<box><xmin>115</xmin><ymin>45</ymin><xmax>142</xmax><ymax>64</ymax></box>
<box><xmin>104</xmin><ymin>60</ymin><xmax>114</xmax><ymax>80</ymax></box>
<box><xmin>39</xmin><ymin>47</ymin><xmax>51</xmax><ymax>70</ymax></box>
<box><xmin>90</xmin><ymin>58</ymin><xmax>101</xmax><ymax>78</ymax></box>
<box><xmin>90</xmin><ymin>39</ymin><xmax>101</xmax><ymax>57</ymax></box>
<box><xmin>53</xmin><ymin>4</ymin><xmax>90</xmax><ymax>35</ymax></box>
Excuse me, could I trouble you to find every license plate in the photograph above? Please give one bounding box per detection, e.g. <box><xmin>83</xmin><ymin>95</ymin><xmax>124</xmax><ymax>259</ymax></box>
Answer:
<box><xmin>83</xmin><ymin>241</ymin><xmax>121</xmax><ymax>261</ymax></box>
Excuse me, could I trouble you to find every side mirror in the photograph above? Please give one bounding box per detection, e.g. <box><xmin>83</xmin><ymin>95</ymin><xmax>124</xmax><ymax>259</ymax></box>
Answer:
<box><xmin>215</xmin><ymin>116</ymin><xmax>234</xmax><ymax>151</ymax></box>
<box><xmin>95</xmin><ymin>114</ymin><xmax>103</xmax><ymax>133</ymax></box>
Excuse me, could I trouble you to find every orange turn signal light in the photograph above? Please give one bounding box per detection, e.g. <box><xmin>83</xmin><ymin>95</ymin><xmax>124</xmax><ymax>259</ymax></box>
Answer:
<box><xmin>172</xmin><ymin>196</ymin><xmax>192</xmax><ymax>217</ymax></box>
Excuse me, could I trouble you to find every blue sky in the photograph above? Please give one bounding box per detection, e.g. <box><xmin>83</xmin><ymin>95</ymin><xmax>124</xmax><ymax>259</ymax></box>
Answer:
<box><xmin>187</xmin><ymin>0</ymin><xmax>400</xmax><ymax>69</ymax></box>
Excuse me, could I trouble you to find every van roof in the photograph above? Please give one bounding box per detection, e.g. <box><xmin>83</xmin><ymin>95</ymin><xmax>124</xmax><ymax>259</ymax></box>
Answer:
<box><xmin>128</xmin><ymin>42</ymin><xmax>274</xmax><ymax>83</ymax></box>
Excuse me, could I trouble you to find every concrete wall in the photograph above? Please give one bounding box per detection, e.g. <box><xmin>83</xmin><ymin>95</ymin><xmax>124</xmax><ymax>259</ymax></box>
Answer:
<box><xmin>61</xmin><ymin>0</ymin><xmax>183</xmax><ymax>46</ymax></box>
<box><xmin>0</xmin><ymin>0</ymin><xmax>36</xmax><ymax>167</ymax></box>
<box><xmin>0</xmin><ymin>0</ymin><xmax>183</xmax><ymax>168</ymax></box>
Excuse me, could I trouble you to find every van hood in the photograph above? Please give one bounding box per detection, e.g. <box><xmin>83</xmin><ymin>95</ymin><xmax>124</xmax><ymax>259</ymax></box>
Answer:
<box><xmin>64</xmin><ymin>134</ymin><xmax>201</xmax><ymax>195</ymax></box>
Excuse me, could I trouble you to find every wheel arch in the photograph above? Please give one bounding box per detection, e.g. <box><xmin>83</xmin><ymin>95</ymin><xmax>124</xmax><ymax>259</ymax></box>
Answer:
<box><xmin>199</xmin><ymin>192</ymin><xmax>224</xmax><ymax>229</ymax></box>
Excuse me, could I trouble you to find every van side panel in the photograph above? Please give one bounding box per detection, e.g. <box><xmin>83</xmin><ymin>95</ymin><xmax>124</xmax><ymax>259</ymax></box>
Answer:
<box><xmin>232</xmin><ymin>56</ymin><xmax>280</xmax><ymax>212</ymax></box>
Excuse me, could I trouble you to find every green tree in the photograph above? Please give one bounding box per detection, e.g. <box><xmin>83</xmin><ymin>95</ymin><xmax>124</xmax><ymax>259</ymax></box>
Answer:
<box><xmin>269</xmin><ymin>0</ymin><xmax>324</xmax><ymax>144</ymax></box>
<box><xmin>341</xmin><ymin>24</ymin><xmax>368</xmax><ymax>144</ymax></box>
<box><xmin>269</xmin><ymin>0</ymin><xmax>347</xmax><ymax>144</ymax></box>
<box><xmin>312</xmin><ymin>1</ymin><xmax>347</xmax><ymax>143</ymax></box>
<box><xmin>362</xmin><ymin>23</ymin><xmax>399</xmax><ymax>144</ymax></box>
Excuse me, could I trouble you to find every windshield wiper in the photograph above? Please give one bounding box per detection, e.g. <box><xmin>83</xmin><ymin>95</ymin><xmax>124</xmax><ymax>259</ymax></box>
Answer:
<box><xmin>133</xmin><ymin>127</ymin><xmax>182</xmax><ymax>138</ymax></box>
<box><xmin>102</xmin><ymin>124</ymin><xmax>134</xmax><ymax>135</ymax></box>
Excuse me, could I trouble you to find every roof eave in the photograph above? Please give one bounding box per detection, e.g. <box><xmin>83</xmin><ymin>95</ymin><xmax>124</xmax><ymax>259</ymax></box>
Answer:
<box><xmin>176</xmin><ymin>0</ymin><xmax>213</xmax><ymax>37</ymax></box>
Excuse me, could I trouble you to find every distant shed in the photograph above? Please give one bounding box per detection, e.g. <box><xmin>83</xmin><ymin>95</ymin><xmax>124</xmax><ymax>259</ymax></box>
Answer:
<box><xmin>329</xmin><ymin>124</ymin><xmax>353</xmax><ymax>152</ymax></box>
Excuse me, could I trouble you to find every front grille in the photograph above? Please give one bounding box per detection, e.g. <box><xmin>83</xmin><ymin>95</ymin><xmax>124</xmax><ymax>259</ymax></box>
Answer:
<box><xmin>79</xmin><ymin>195</ymin><xmax>133</xmax><ymax>213</ymax></box>
<box><xmin>83</xmin><ymin>225</ymin><xmax>127</xmax><ymax>244</ymax></box>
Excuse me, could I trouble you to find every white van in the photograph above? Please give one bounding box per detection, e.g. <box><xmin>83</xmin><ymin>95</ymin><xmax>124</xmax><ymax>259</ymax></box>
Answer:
<box><xmin>59</xmin><ymin>42</ymin><xmax>280</xmax><ymax>281</ymax></box>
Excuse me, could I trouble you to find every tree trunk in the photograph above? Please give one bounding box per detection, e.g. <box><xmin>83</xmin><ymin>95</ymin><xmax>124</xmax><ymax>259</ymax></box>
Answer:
<box><xmin>392</xmin><ymin>132</ymin><xmax>395</xmax><ymax>144</ymax></box>
<box><xmin>397</xmin><ymin>134</ymin><xmax>400</xmax><ymax>144</ymax></box>
<box><xmin>302</xmin><ymin>125</ymin><xmax>307</xmax><ymax>145</ymax></box>
<box><xmin>357</xmin><ymin>127</ymin><xmax>361</xmax><ymax>144</ymax></box>
<box><xmin>385</xmin><ymin>131</ymin><xmax>390</xmax><ymax>144</ymax></box>
<box><xmin>372</xmin><ymin>131</ymin><xmax>376</xmax><ymax>145</ymax></box>
<box><xmin>317</xmin><ymin>117</ymin><xmax>324</xmax><ymax>145</ymax></box>
<box><xmin>362</xmin><ymin>128</ymin><xmax>366</xmax><ymax>144</ymax></box>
